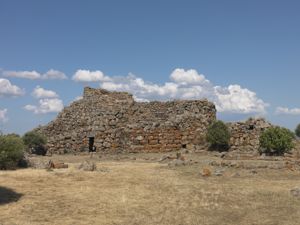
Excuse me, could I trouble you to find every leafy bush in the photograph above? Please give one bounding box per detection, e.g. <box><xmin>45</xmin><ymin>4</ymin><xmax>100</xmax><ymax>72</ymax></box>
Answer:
<box><xmin>295</xmin><ymin>124</ymin><xmax>300</xmax><ymax>138</ymax></box>
<box><xmin>22</xmin><ymin>131</ymin><xmax>47</xmax><ymax>155</ymax></box>
<box><xmin>0</xmin><ymin>135</ymin><xmax>25</xmax><ymax>169</ymax></box>
<box><xmin>259</xmin><ymin>126</ymin><xmax>295</xmax><ymax>155</ymax></box>
<box><xmin>206</xmin><ymin>120</ymin><xmax>230</xmax><ymax>151</ymax></box>
<box><xmin>5</xmin><ymin>133</ymin><xmax>20</xmax><ymax>138</ymax></box>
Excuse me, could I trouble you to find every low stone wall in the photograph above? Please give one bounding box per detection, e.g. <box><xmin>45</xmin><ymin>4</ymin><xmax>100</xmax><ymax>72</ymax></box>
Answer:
<box><xmin>37</xmin><ymin>87</ymin><xmax>216</xmax><ymax>154</ymax></box>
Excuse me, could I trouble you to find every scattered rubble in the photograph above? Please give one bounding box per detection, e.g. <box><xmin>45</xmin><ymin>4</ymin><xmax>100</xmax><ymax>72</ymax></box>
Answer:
<box><xmin>214</xmin><ymin>168</ymin><xmax>224</xmax><ymax>176</ymax></box>
<box><xmin>207</xmin><ymin>159</ymin><xmax>300</xmax><ymax>171</ymax></box>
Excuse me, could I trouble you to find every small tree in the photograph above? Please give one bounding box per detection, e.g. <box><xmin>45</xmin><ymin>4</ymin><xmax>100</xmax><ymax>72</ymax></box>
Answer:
<box><xmin>259</xmin><ymin>126</ymin><xmax>295</xmax><ymax>155</ymax></box>
<box><xmin>22</xmin><ymin>131</ymin><xmax>47</xmax><ymax>155</ymax></box>
<box><xmin>206</xmin><ymin>120</ymin><xmax>230</xmax><ymax>151</ymax></box>
<box><xmin>295</xmin><ymin>124</ymin><xmax>300</xmax><ymax>138</ymax></box>
<box><xmin>0</xmin><ymin>135</ymin><xmax>25</xmax><ymax>169</ymax></box>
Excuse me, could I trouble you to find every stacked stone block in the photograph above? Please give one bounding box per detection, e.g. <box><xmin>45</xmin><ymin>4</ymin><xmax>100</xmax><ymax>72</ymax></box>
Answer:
<box><xmin>228</xmin><ymin>118</ymin><xmax>272</xmax><ymax>152</ymax></box>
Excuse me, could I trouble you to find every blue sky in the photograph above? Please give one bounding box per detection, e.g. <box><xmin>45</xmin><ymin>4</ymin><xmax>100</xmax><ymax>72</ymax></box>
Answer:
<box><xmin>0</xmin><ymin>0</ymin><xmax>300</xmax><ymax>134</ymax></box>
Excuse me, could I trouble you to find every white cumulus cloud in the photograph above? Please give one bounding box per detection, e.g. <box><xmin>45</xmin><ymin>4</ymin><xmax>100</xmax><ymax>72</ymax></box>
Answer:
<box><xmin>99</xmin><ymin>68</ymin><xmax>268</xmax><ymax>114</ymax></box>
<box><xmin>72</xmin><ymin>70</ymin><xmax>111</xmax><ymax>82</ymax></box>
<box><xmin>2</xmin><ymin>70</ymin><xmax>40</xmax><ymax>79</ymax></box>
<box><xmin>24</xmin><ymin>98</ymin><xmax>64</xmax><ymax>114</ymax></box>
<box><xmin>0</xmin><ymin>78</ymin><xmax>24</xmax><ymax>97</ymax></box>
<box><xmin>25</xmin><ymin>85</ymin><xmax>63</xmax><ymax>114</ymax></box>
<box><xmin>32</xmin><ymin>86</ymin><xmax>59</xmax><ymax>98</ymax></box>
<box><xmin>2</xmin><ymin>69</ymin><xmax>67</xmax><ymax>80</ymax></box>
<box><xmin>42</xmin><ymin>69</ymin><xmax>68</xmax><ymax>80</ymax></box>
<box><xmin>101</xmin><ymin>74</ymin><xmax>180</xmax><ymax>100</ymax></box>
<box><xmin>0</xmin><ymin>109</ymin><xmax>8</xmax><ymax>123</ymax></box>
<box><xmin>170</xmin><ymin>68</ymin><xmax>209</xmax><ymax>85</ymax></box>
<box><xmin>214</xmin><ymin>85</ymin><xmax>268</xmax><ymax>114</ymax></box>
<box><xmin>275</xmin><ymin>107</ymin><xmax>300</xmax><ymax>115</ymax></box>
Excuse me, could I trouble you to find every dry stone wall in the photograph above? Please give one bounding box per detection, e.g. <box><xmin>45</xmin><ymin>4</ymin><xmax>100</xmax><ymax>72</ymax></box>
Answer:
<box><xmin>37</xmin><ymin>87</ymin><xmax>273</xmax><ymax>155</ymax></box>
<box><xmin>228</xmin><ymin>118</ymin><xmax>272</xmax><ymax>153</ymax></box>
<box><xmin>37</xmin><ymin>87</ymin><xmax>216</xmax><ymax>154</ymax></box>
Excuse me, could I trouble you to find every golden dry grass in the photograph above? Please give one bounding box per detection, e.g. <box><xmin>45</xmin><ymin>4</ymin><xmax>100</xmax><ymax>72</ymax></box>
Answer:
<box><xmin>0</xmin><ymin>156</ymin><xmax>300</xmax><ymax>225</ymax></box>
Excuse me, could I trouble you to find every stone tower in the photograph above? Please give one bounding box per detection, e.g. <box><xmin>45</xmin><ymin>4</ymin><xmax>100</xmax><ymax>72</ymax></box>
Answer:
<box><xmin>37</xmin><ymin>87</ymin><xmax>217</xmax><ymax>154</ymax></box>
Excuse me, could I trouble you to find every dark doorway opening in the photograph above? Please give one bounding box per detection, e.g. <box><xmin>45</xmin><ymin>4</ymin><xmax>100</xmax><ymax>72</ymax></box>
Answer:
<box><xmin>249</xmin><ymin>125</ymin><xmax>255</xmax><ymax>130</ymax></box>
<box><xmin>89</xmin><ymin>137</ymin><xmax>95</xmax><ymax>152</ymax></box>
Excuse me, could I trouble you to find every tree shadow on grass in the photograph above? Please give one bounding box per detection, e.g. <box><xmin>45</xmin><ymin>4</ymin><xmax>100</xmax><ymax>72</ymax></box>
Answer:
<box><xmin>0</xmin><ymin>186</ymin><xmax>23</xmax><ymax>205</ymax></box>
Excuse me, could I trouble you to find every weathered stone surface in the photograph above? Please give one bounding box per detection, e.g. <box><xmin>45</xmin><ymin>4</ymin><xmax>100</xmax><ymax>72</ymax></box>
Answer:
<box><xmin>77</xmin><ymin>161</ymin><xmax>97</xmax><ymax>171</ymax></box>
<box><xmin>36</xmin><ymin>87</ymin><xmax>216</xmax><ymax>154</ymax></box>
<box><xmin>35</xmin><ymin>88</ymin><xmax>274</xmax><ymax>155</ymax></box>
<box><xmin>214</xmin><ymin>168</ymin><xmax>224</xmax><ymax>176</ymax></box>
<box><xmin>227</xmin><ymin>118</ymin><xmax>272</xmax><ymax>153</ymax></box>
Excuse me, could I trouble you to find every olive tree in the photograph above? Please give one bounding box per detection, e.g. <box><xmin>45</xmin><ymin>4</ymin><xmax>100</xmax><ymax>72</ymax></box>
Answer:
<box><xmin>22</xmin><ymin>131</ymin><xmax>47</xmax><ymax>155</ymax></box>
<box><xmin>0</xmin><ymin>135</ymin><xmax>25</xmax><ymax>169</ymax></box>
<box><xmin>206</xmin><ymin>120</ymin><xmax>230</xmax><ymax>151</ymax></box>
<box><xmin>259</xmin><ymin>126</ymin><xmax>295</xmax><ymax>155</ymax></box>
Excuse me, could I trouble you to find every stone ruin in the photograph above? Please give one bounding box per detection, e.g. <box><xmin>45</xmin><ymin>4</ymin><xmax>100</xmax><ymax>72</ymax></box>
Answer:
<box><xmin>228</xmin><ymin>118</ymin><xmax>272</xmax><ymax>155</ymax></box>
<box><xmin>227</xmin><ymin>118</ymin><xmax>272</xmax><ymax>151</ymax></box>
<box><xmin>37</xmin><ymin>87</ymin><xmax>216</xmax><ymax>154</ymax></box>
<box><xmin>37</xmin><ymin>87</ymin><xmax>272</xmax><ymax>155</ymax></box>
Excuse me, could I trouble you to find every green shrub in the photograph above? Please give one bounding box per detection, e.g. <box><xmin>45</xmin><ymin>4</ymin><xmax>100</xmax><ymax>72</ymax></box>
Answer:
<box><xmin>295</xmin><ymin>124</ymin><xmax>300</xmax><ymax>138</ymax></box>
<box><xmin>206</xmin><ymin>120</ymin><xmax>230</xmax><ymax>151</ymax></box>
<box><xmin>22</xmin><ymin>131</ymin><xmax>47</xmax><ymax>155</ymax></box>
<box><xmin>0</xmin><ymin>135</ymin><xmax>25</xmax><ymax>169</ymax></box>
<box><xmin>259</xmin><ymin>126</ymin><xmax>295</xmax><ymax>155</ymax></box>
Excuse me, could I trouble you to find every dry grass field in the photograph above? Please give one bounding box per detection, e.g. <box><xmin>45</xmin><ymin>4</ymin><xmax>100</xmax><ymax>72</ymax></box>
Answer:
<box><xmin>1</xmin><ymin>153</ymin><xmax>300</xmax><ymax>225</ymax></box>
